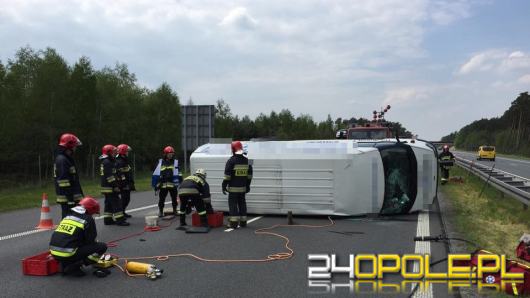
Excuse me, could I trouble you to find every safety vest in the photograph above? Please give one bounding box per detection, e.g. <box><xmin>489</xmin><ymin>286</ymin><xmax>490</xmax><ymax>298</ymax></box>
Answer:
<box><xmin>49</xmin><ymin>207</ymin><xmax>97</xmax><ymax>258</ymax></box>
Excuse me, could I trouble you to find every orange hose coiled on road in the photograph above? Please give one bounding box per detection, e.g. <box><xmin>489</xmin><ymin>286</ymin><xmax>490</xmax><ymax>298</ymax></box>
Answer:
<box><xmin>111</xmin><ymin>217</ymin><xmax>335</xmax><ymax>277</ymax></box>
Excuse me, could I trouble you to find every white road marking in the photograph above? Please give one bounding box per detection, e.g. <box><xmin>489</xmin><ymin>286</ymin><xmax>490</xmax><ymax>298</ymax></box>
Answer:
<box><xmin>0</xmin><ymin>201</ymin><xmax>172</xmax><ymax>242</ymax></box>
<box><xmin>412</xmin><ymin>211</ymin><xmax>433</xmax><ymax>298</ymax></box>
<box><xmin>224</xmin><ymin>216</ymin><xmax>263</xmax><ymax>232</ymax></box>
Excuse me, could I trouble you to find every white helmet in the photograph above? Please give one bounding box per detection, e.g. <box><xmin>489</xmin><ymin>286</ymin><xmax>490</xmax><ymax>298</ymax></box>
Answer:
<box><xmin>195</xmin><ymin>168</ymin><xmax>207</xmax><ymax>178</ymax></box>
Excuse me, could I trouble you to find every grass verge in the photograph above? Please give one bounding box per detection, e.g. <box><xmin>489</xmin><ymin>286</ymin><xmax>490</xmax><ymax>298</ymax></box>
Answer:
<box><xmin>441</xmin><ymin>166</ymin><xmax>530</xmax><ymax>258</ymax></box>
<box><xmin>0</xmin><ymin>172</ymin><xmax>153</xmax><ymax>213</ymax></box>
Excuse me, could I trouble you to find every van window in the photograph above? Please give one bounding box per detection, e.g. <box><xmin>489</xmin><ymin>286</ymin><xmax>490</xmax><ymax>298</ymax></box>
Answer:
<box><xmin>482</xmin><ymin>146</ymin><xmax>495</xmax><ymax>151</ymax></box>
<box><xmin>377</xmin><ymin>144</ymin><xmax>417</xmax><ymax>215</ymax></box>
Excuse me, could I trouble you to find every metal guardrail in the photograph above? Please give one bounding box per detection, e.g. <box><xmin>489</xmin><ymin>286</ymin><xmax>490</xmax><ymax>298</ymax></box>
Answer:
<box><xmin>455</xmin><ymin>156</ymin><xmax>530</xmax><ymax>205</ymax></box>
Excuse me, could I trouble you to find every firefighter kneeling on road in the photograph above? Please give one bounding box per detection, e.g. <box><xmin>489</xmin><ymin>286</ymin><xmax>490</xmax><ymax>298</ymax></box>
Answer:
<box><xmin>439</xmin><ymin>145</ymin><xmax>455</xmax><ymax>185</ymax></box>
<box><xmin>177</xmin><ymin>169</ymin><xmax>211</xmax><ymax>231</ymax></box>
<box><xmin>222</xmin><ymin>141</ymin><xmax>253</xmax><ymax>229</ymax></box>
<box><xmin>49</xmin><ymin>197</ymin><xmax>107</xmax><ymax>277</ymax></box>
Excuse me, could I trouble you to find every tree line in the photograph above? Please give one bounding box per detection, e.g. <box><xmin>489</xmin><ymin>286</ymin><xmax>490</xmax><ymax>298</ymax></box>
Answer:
<box><xmin>214</xmin><ymin>99</ymin><xmax>413</xmax><ymax>140</ymax></box>
<box><xmin>0</xmin><ymin>47</ymin><xmax>181</xmax><ymax>184</ymax></box>
<box><xmin>443</xmin><ymin>92</ymin><xmax>530</xmax><ymax>157</ymax></box>
<box><xmin>0</xmin><ymin>46</ymin><xmax>414</xmax><ymax>185</ymax></box>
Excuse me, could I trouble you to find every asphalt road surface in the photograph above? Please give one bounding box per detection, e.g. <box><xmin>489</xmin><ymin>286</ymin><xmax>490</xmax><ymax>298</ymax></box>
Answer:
<box><xmin>0</xmin><ymin>191</ymin><xmax>453</xmax><ymax>298</ymax></box>
<box><xmin>454</xmin><ymin>151</ymin><xmax>530</xmax><ymax>180</ymax></box>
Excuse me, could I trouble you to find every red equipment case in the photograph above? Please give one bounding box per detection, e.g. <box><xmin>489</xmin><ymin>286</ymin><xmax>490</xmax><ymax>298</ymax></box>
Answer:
<box><xmin>22</xmin><ymin>251</ymin><xmax>59</xmax><ymax>276</ymax></box>
<box><xmin>192</xmin><ymin>211</ymin><xmax>224</xmax><ymax>228</ymax></box>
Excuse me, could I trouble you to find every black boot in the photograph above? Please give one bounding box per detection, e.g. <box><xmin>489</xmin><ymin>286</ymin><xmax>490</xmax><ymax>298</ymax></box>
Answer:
<box><xmin>158</xmin><ymin>209</ymin><xmax>164</xmax><ymax>218</ymax></box>
<box><xmin>176</xmin><ymin>214</ymin><xmax>187</xmax><ymax>230</ymax></box>
<box><xmin>200</xmin><ymin>215</ymin><xmax>210</xmax><ymax>228</ymax></box>
<box><xmin>239</xmin><ymin>220</ymin><xmax>247</xmax><ymax>228</ymax></box>
<box><xmin>63</xmin><ymin>261</ymin><xmax>86</xmax><ymax>277</ymax></box>
<box><xmin>124</xmin><ymin>212</ymin><xmax>132</xmax><ymax>218</ymax></box>
<box><xmin>115</xmin><ymin>220</ymin><xmax>130</xmax><ymax>226</ymax></box>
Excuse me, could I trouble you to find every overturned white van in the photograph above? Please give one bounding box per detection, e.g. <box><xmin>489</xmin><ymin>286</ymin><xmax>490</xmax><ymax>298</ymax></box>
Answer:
<box><xmin>190</xmin><ymin>139</ymin><xmax>438</xmax><ymax>216</ymax></box>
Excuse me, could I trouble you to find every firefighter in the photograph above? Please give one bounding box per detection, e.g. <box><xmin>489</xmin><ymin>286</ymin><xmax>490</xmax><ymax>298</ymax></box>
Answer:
<box><xmin>222</xmin><ymin>141</ymin><xmax>253</xmax><ymax>229</ymax></box>
<box><xmin>177</xmin><ymin>168</ymin><xmax>210</xmax><ymax>231</ymax></box>
<box><xmin>54</xmin><ymin>133</ymin><xmax>84</xmax><ymax>219</ymax></box>
<box><xmin>100</xmin><ymin>144</ymin><xmax>129</xmax><ymax>226</ymax></box>
<box><xmin>152</xmin><ymin>146</ymin><xmax>182</xmax><ymax>217</ymax></box>
<box><xmin>49</xmin><ymin>196</ymin><xmax>107</xmax><ymax>277</ymax></box>
<box><xmin>439</xmin><ymin>145</ymin><xmax>455</xmax><ymax>184</ymax></box>
<box><xmin>116</xmin><ymin>144</ymin><xmax>135</xmax><ymax>218</ymax></box>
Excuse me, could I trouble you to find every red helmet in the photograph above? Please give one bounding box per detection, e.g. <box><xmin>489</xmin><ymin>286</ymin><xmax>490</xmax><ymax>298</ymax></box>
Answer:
<box><xmin>102</xmin><ymin>144</ymin><xmax>117</xmax><ymax>157</ymax></box>
<box><xmin>59</xmin><ymin>133</ymin><xmax>82</xmax><ymax>149</ymax></box>
<box><xmin>79</xmin><ymin>196</ymin><xmax>100</xmax><ymax>215</ymax></box>
<box><xmin>163</xmin><ymin>146</ymin><xmax>175</xmax><ymax>154</ymax></box>
<box><xmin>231</xmin><ymin>141</ymin><xmax>243</xmax><ymax>154</ymax></box>
<box><xmin>117</xmin><ymin>144</ymin><xmax>131</xmax><ymax>155</ymax></box>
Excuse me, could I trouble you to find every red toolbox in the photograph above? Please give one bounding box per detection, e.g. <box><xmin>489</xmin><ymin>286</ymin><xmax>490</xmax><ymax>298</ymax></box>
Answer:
<box><xmin>192</xmin><ymin>211</ymin><xmax>224</xmax><ymax>228</ymax></box>
<box><xmin>22</xmin><ymin>251</ymin><xmax>60</xmax><ymax>276</ymax></box>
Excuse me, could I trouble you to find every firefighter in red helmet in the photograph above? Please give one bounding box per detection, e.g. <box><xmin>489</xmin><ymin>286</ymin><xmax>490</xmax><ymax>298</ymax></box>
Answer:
<box><xmin>152</xmin><ymin>146</ymin><xmax>182</xmax><ymax>217</ymax></box>
<box><xmin>54</xmin><ymin>133</ymin><xmax>84</xmax><ymax>219</ymax></box>
<box><xmin>116</xmin><ymin>144</ymin><xmax>135</xmax><ymax>218</ymax></box>
<box><xmin>49</xmin><ymin>196</ymin><xmax>108</xmax><ymax>277</ymax></box>
<box><xmin>100</xmin><ymin>145</ymin><xmax>129</xmax><ymax>226</ymax></box>
<box><xmin>222</xmin><ymin>141</ymin><xmax>253</xmax><ymax>229</ymax></box>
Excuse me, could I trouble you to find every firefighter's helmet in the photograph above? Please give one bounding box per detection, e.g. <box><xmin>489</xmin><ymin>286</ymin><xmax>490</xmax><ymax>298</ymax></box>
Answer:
<box><xmin>117</xmin><ymin>144</ymin><xmax>131</xmax><ymax>156</ymax></box>
<box><xmin>195</xmin><ymin>168</ymin><xmax>207</xmax><ymax>178</ymax></box>
<box><xmin>101</xmin><ymin>144</ymin><xmax>117</xmax><ymax>157</ymax></box>
<box><xmin>231</xmin><ymin>141</ymin><xmax>243</xmax><ymax>155</ymax></box>
<box><xmin>79</xmin><ymin>196</ymin><xmax>100</xmax><ymax>215</ymax></box>
<box><xmin>163</xmin><ymin>146</ymin><xmax>175</xmax><ymax>155</ymax></box>
<box><xmin>59</xmin><ymin>133</ymin><xmax>82</xmax><ymax>149</ymax></box>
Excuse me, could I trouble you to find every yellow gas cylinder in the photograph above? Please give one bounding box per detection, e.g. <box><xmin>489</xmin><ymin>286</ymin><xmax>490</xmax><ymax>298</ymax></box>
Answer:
<box><xmin>126</xmin><ymin>261</ymin><xmax>163</xmax><ymax>279</ymax></box>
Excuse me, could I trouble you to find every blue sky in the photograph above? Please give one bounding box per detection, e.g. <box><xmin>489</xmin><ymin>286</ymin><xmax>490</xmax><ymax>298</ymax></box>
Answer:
<box><xmin>1</xmin><ymin>0</ymin><xmax>529</xmax><ymax>140</ymax></box>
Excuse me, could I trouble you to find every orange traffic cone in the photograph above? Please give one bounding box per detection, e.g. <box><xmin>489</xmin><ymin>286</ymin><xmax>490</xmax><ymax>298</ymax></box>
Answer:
<box><xmin>36</xmin><ymin>193</ymin><xmax>54</xmax><ymax>230</ymax></box>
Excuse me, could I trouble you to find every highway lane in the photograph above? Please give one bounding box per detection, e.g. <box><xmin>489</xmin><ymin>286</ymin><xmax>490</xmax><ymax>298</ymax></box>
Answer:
<box><xmin>0</xmin><ymin>191</ymin><xmax>452</xmax><ymax>298</ymax></box>
<box><xmin>453</xmin><ymin>151</ymin><xmax>530</xmax><ymax>180</ymax></box>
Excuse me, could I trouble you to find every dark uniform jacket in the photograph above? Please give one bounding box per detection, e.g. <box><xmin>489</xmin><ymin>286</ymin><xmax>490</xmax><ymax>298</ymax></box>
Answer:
<box><xmin>100</xmin><ymin>157</ymin><xmax>119</xmax><ymax>194</ymax></box>
<box><xmin>116</xmin><ymin>155</ymin><xmax>135</xmax><ymax>191</ymax></box>
<box><xmin>178</xmin><ymin>175</ymin><xmax>210</xmax><ymax>197</ymax></box>
<box><xmin>439</xmin><ymin>151</ymin><xmax>455</xmax><ymax>160</ymax></box>
<box><xmin>54</xmin><ymin>146</ymin><xmax>83</xmax><ymax>204</ymax></box>
<box><xmin>49</xmin><ymin>207</ymin><xmax>97</xmax><ymax>258</ymax></box>
<box><xmin>222</xmin><ymin>154</ymin><xmax>253</xmax><ymax>193</ymax></box>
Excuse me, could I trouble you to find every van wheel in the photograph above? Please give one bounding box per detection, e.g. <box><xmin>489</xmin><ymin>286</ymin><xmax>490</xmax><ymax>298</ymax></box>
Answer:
<box><xmin>477</xmin><ymin>157</ymin><xmax>481</xmax><ymax>160</ymax></box>
<box><xmin>492</xmin><ymin>158</ymin><xmax>495</xmax><ymax>161</ymax></box>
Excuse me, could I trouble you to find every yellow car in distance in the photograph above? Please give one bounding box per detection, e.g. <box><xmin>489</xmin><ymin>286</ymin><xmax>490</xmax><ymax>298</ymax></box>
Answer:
<box><xmin>477</xmin><ymin>145</ymin><xmax>496</xmax><ymax>161</ymax></box>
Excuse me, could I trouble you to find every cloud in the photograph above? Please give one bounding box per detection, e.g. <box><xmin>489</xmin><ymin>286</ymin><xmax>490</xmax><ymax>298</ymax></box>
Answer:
<box><xmin>383</xmin><ymin>87</ymin><xmax>430</xmax><ymax>106</ymax></box>
<box><xmin>518</xmin><ymin>74</ymin><xmax>530</xmax><ymax>85</ymax></box>
<box><xmin>430</xmin><ymin>0</ymin><xmax>472</xmax><ymax>25</ymax></box>
<box><xmin>458</xmin><ymin>50</ymin><xmax>530</xmax><ymax>75</ymax></box>
<box><xmin>219</xmin><ymin>7</ymin><xmax>257</xmax><ymax>30</ymax></box>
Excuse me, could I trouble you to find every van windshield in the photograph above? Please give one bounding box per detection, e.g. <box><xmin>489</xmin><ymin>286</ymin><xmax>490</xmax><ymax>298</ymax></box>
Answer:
<box><xmin>377</xmin><ymin>144</ymin><xmax>417</xmax><ymax>215</ymax></box>
<box><xmin>483</xmin><ymin>146</ymin><xmax>495</xmax><ymax>151</ymax></box>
